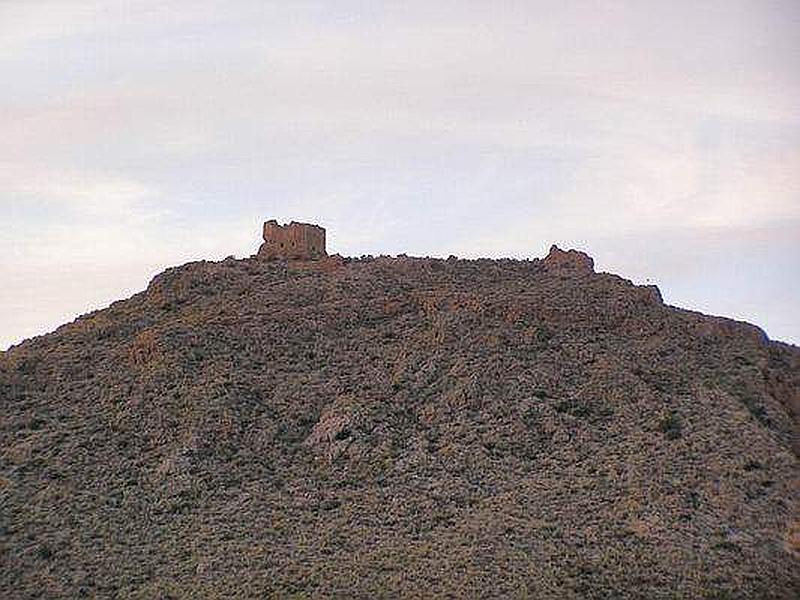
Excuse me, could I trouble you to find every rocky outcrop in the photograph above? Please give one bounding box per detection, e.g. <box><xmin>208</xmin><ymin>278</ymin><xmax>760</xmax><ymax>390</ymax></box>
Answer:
<box><xmin>543</xmin><ymin>244</ymin><xmax>595</xmax><ymax>272</ymax></box>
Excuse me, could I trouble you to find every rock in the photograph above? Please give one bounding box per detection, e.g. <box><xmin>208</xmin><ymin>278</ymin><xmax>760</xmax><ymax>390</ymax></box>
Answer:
<box><xmin>543</xmin><ymin>244</ymin><xmax>594</xmax><ymax>272</ymax></box>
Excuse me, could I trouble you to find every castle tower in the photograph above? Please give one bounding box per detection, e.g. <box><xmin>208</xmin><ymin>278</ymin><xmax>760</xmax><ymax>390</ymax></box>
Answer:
<box><xmin>258</xmin><ymin>220</ymin><xmax>326</xmax><ymax>260</ymax></box>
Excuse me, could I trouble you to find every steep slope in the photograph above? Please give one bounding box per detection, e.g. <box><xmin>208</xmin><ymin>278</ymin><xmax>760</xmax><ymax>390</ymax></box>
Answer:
<box><xmin>1</xmin><ymin>249</ymin><xmax>798</xmax><ymax>598</ymax></box>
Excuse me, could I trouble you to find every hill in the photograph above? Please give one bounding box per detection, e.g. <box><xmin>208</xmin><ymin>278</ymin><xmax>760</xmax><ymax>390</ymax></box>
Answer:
<box><xmin>1</xmin><ymin>246</ymin><xmax>798</xmax><ymax>598</ymax></box>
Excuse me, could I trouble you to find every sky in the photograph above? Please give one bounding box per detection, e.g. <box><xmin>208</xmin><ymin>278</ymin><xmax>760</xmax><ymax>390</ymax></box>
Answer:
<box><xmin>1</xmin><ymin>0</ymin><xmax>799</xmax><ymax>349</ymax></box>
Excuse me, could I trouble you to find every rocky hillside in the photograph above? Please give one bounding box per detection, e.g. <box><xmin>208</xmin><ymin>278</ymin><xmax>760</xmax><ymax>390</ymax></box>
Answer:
<box><xmin>1</xmin><ymin>247</ymin><xmax>798</xmax><ymax>598</ymax></box>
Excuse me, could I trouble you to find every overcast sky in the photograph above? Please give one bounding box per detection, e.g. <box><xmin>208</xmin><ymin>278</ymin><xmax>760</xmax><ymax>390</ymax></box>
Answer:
<box><xmin>1</xmin><ymin>1</ymin><xmax>799</xmax><ymax>349</ymax></box>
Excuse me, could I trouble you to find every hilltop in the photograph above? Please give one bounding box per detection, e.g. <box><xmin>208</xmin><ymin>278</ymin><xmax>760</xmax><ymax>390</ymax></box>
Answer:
<box><xmin>1</xmin><ymin>245</ymin><xmax>798</xmax><ymax>598</ymax></box>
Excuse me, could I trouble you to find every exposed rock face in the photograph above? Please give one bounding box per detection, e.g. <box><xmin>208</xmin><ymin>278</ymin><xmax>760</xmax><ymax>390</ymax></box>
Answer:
<box><xmin>258</xmin><ymin>220</ymin><xmax>326</xmax><ymax>260</ymax></box>
<box><xmin>543</xmin><ymin>244</ymin><xmax>594</xmax><ymax>272</ymax></box>
<box><xmin>1</xmin><ymin>248</ymin><xmax>798</xmax><ymax>598</ymax></box>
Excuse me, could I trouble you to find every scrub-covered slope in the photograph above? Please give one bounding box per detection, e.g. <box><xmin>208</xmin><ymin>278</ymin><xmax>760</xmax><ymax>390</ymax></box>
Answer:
<box><xmin>1</xmin><ymin>248</ymin><xmax>798</xmax><ymax>598</ymax></box>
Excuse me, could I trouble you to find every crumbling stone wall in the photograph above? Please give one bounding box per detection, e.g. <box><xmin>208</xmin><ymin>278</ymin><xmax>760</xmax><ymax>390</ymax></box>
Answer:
<box><xmin>258</xmin><ymin>220</ymin><xmax>326</xmax><ymax>260</ymax></box>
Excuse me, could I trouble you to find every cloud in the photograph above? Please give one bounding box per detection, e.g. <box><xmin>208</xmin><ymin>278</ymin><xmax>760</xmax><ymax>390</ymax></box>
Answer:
<box><xmin>1</xmin><ymin>1</ymin><xmax>799</xmax><ymax>347</ymax></box>
<box><xmin>1</xmin><ymin>165</ymin><xmax>159</xmax><ymax>218</ymax></box>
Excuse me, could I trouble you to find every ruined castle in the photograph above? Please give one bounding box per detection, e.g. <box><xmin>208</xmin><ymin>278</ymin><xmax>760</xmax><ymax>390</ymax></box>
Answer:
<box><xmin>258</xmin><ymin>220</ymin><xmax>327</xmax><ymax>260</ymax></box>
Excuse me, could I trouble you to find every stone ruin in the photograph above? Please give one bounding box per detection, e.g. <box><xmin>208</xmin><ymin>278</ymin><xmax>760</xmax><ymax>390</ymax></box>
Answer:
<box><xmin>258</xmin><ymin>220</ymin><xmax>327</xmax><ymax>260</ymax></box>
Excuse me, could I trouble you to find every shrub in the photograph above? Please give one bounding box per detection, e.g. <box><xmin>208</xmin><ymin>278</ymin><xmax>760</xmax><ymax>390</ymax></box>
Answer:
<box><xmin>659</xmin><ymin>412</ymin><xmax>682</xmax><ymax>440</ymax></box>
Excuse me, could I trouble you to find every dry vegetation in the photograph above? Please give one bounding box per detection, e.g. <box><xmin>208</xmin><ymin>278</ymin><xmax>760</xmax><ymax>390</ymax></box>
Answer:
<box><xmin>1</xmin><ymin>251</ymin><xmax>798</xmax><ymax>598</ymax></box>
